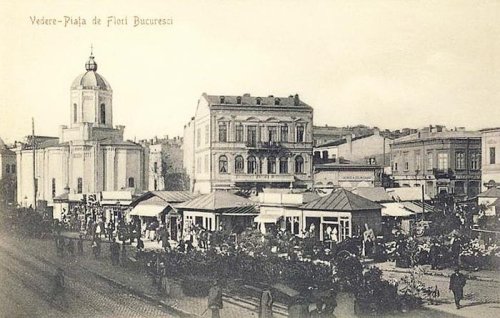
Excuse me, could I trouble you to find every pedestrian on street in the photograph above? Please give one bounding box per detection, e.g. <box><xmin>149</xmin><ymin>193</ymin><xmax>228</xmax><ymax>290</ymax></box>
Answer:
<box><xmin>429</xmin><ymin>241</ymin><xmax>439</xmax><ymax>270</ymax></box>
<box><xmin>57</xmin><ymin>236</ymin><xmax>65</xmax><ymax>258</ymax></box>
<box><xmin>67</xmin><ymin>238</ymin><xmax>75</xmax><ymax>256</ymax></box>
<box><xmin>259</xmin><ymin>289</ymin><xmax>274</xmax><ymax>318</ymax></box>
<box><xmin>110</xmin><ymin>238</ymin><xmax>120</xmax><ymax>265</ymax></box>
<box><xmin>50</xmin><ymin>267</ymin><xmax>66</xmax><ymax>306</ymax></box>
<box><xmin>120</xmin><ymin>243</ymin><xmax>127</xmax><ymax>267</ymax></box>
<box><xmin>92</xmin><ymin>240</ymin><xmax>99</xmax><ymax>259</ymax></box>
<box><xmin>449</xmin><ymin>268</ymin><xmax>467</xmax><ymax>309</ymax></box>
<box><xmin>207</xmin><ymin>280</ymin><xmax>223</xmax><ymax>318</ymax></box>
<box><xmin>77</xmin><ymin>234</ymin><xmax>84</xmax><ymax>255</ymax></box>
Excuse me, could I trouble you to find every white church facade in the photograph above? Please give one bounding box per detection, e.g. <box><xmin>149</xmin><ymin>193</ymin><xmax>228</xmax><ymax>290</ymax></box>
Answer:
<box><xmin>16</xmin><ymin>52</ymin><xmax>146</xmax><ymax>207</ymax></box>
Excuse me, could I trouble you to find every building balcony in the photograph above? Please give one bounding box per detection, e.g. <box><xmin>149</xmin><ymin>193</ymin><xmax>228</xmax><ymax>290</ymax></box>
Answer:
<box><xmin>433</xmin><ymin>168</ymin><xmax>455</xmax><ymax>179</ymax></box>
<box><xmin>232</xmin><ymin>173</ymin><xmax>295</xmax><ymax>183</ymax></box>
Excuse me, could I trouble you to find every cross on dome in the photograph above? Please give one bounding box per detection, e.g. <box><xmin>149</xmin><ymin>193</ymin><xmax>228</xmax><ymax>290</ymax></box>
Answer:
<box><xmin>85</xmin><ymin>45</ymin><xmax>98</xmax><ymax>72</ymax></box>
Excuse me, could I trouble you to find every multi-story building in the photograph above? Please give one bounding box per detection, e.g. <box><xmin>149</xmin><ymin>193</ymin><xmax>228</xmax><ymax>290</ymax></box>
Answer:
<box><xmin>141</xmin><ymin>136</ymin><xmax>187</xmax><ymax>191</ymax></box>
<box><xmin>480</xmin><ymin>127</ymin><xmax>500</xmax><ymax>191</ymax></box>
<box><xmin>313</xmin><ymin>129</ymin><xmax>393</xmax><ymax>166</ymax></box>
<box><xmin>184</xmin><ymin>93</ymin><xmax>314</xmax><ymax>194</ymax></box>
<box><xmin>16</xmin><ymin>51</ymin><xmax>146</xmax><ymax>208</ymax></box>
<box><xmin>390</xmin><ymin>126</ymin><xmax>481</xmax><ymax>199</ymax></box>
<box><xmin>0</xmin><ymin>138</ymin><xmax>17</xmax><ymax>204</ymax></box>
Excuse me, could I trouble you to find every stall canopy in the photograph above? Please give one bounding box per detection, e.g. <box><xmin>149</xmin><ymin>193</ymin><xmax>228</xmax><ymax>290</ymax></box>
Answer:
<box><xmin>101</xmin><ymin>191</ymin><xmax>133</xmax><ymax>206</ymax></box>
<box><xmin>381</xmin><ymin>202</ymin><xmax>415</xmax><ymax>217</ymax></box>
<box><xmin>129</xmin><ymin>196</ymin><xmax>169</xmax><ymax>217</ymax></box>
<box><xmin>254</xmin><ymin>214</ymin><xmax>281</xmax><ymax>223</ymax></box>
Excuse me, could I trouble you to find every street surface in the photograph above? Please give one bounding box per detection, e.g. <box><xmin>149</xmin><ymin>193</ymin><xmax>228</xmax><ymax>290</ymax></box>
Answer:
<box><xmin>0</xmin><ymin>235</ymin><xmax>179</xmax><ymax>318</ymax></box>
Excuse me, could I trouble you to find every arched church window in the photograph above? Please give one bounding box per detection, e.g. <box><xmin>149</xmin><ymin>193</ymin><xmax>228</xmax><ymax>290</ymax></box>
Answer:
<box><xmin>5</xmin><ymin>165</ymin><xmax>10</xmax><ymax>174</ymax></box>
<box><xmin>128</xmin><ymin>177</ymin><xmax>135</xmax><ymax>188</ymax></box>
<box><xmin>77</xmin><ymin>178</ymin><xmax>83</xmax><ymax>194</ymax></box>
<box><xmin>52</xmin><ymin>178</ymin><xmax>56</xmax><ymax>198</ymax></box>
<box><xmin>268</xmin><ymin>156</ymin><xmax>276</xmax><ymax>174</ymax></box>
<box><xmin>73</xmin><ymin>104</ymin><xmax>78</xmax><ymax>123</ymax></box>
<box><xmin>11</xmin><ymin>164</ymin><xmax>15</xmax><ymax>173</ymax></box>
<box><xmin>100</xmin><ymin>103</ymin><xmax>106</xmax><ymax>124</ymax></box>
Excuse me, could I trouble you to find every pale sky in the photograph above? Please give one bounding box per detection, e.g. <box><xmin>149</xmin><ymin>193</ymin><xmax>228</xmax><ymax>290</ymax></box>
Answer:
<box><xmin>1</xmin><ymin>0</ymin><xmax>499</xmax><ymax>144</ymax></box>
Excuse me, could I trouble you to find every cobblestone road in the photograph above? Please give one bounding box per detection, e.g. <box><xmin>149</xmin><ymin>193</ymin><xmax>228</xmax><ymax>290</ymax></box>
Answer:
<box><xmin>0</xmin><ymin>237</ymin><xmax>179</xmax><ymax>318</ymax></box>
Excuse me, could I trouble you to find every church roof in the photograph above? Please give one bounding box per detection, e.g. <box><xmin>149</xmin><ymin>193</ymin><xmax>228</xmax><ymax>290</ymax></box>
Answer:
<box><xmin>71</xmin><ymin>54</ymin><xmax>111</xmax><ymax>91</ymax></box>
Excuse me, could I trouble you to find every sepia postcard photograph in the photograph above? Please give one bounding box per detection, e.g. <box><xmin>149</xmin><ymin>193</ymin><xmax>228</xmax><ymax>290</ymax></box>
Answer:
<box><xmin>0</xmin><ymin>0</ymin><xmax>499</xmax><ymax>317</ymax></box>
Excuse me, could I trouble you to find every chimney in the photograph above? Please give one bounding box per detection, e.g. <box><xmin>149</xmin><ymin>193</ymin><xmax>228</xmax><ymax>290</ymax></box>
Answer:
<box><xmin>243</xmin><ymin>93</ymin><xmax>250</xmax><ymax>97</ymax></box>
<box><xmin>294</xmin><ymin>94</ymin><xmax>300</xmax><ymax>106</ymax></box>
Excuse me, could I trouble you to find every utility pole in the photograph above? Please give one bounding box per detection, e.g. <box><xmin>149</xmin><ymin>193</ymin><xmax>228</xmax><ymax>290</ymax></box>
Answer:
<box><xmin>32</xmin><ymin>117</ymin><xmax>37</xmax><ymax>210</ymax></box>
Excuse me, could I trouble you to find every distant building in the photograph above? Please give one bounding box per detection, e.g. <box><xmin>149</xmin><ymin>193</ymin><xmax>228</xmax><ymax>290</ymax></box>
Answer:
<box><xmin>16</xmin><ymin>52</ymin><xmax>146</xmax><ymax>208</ymax></box>
<box><xmin>390</xmin><ymin>126</ymin><xmax>481</xmax><ymax>199</ymax></box>
<box><xmin>313</xmin><ymin>129</ymin><xmax>393</xmax><ymax>166</ymax></box>
<box><xmin>184</xmin><ymin>93</ymin><xmax>314</xmax><ymax>194</ymax></box>
<box><xmin>312</xmin><ymin>125</ymin><xmax>372</xmax><ymax>147</ymax></box>
<box><xmin>0</xmin><ymin>138</ymin><xmax>16</xmax><ymax>204</ymax></box>
<box><xmin>140</xmin><ymin>136</ymin><xmax>187</xmax><ymax>191</ymax></box>
<box><xmin>480</xmin><ymin>127</ymin><xmax>500</xmax><ymax>191</ymax></box>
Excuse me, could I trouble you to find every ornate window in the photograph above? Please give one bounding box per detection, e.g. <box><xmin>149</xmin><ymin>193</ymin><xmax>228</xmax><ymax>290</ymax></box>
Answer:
<box><xmin>247</xmin><ymin>126</ymin><xmax>257</xmax><ymax>147</ymax></box>
<box><xmin>470</xmin><ymin>152</ymin><xmax>480</xmax><ymax>170</ymax></box>
<box><xmin>279</xmin><ymin>157</ymin><xmax>288</xmax><ymax>174</ymax></box>
<box><xmin>256</xmin><ymin>97</ymin><xmax>262</xmax><ymax>105</ymax></box>
<box><xmin>235</xmin><ymin>155</ymin><xmax>244</xmax><ymax>173</ymax></box>
<box><xmin>236</xmin><ymin>96</ymin><xmax>242</xmax><ymax>104</ymax></box>
<box><xmin>128</xmin><ymin>177</ymin><xmax>135</xmax><ymax>188</ymax></box>
<box><xmin>455</xmin><ymin>152</ymin><xmax>465</xmax><ymax>170</ymax></box>
<box><xmin>247</xmin><ymin>156</ymin><xmax>256</xmax><ymax>174</ymax></box>
<box><xmin>268</xmin><ymin>126</ymin><xmax>277</xmax><ymax>142</ymax></box>
<box><xmin>218</xmin><ymin>122</ymin><xmax>227</xmax><ymax>142</ymax></box>
<box><xmin>490</xmin><ymin>147</ymin><xmax>496</xmax><ymax>165</ymax></box>
<box><xmin>438</xmin><ymin>153</ymin><xmax>448</xmax><ymax>170</ymax></box>
<box><xmin>268</xmin><ymin>156</ymin><xmax>276</xmax><ymax>174</ymax></box>
<box><xmin>295</xmin><ymin>155</ymin><xmax>304</xmax><ymax>173</ymax></box>
<box><xmin>219</xmin><ymin>96</ymin><xmax>225</xmax><ymax>103</ymax></box>
<box><xmin>236</xmin><ymin>124</ymin><xmax>244</xmax><ymax>142</ymax></box>
<box><xmin>274</xmin><ymin>98</ymin><xmax>280</xmax><ymax>105</ymax></box>
<box><xmin>219</xmin><ymin>155</ymin><xmax>228</xmax><ymax>174</ymax></box>
<box><xmin>11</xmin><ymin>164</ymin><xmax>15</xmax><ymax>173</ymax></box>
<box><xmin>100</xmin><ymin>103</ymin><xmax>106</xmax><ymax>124</ymax></box>
<box><xmin>153</xmin><ymin>162</ymin><xmax>158</xmax><ymax>173</ymax></box>
<box><xmin>154</xmin><ymin>179</ymin><xmax>158</xmax><ymax>191</ymax></box>
<box><xmin>5</xmin><ymin>165</ymin><xmax>10</xmax><ymax>174</ymax></box>
<box><xmin>296</xmin><ymin>125</ymin><xmax>304</xmax><ymax>142</ymax></box>
<box><xmin>280</xmin><ymin>125</ymin><xmax>288</xmax><ymax>142</ymax></box>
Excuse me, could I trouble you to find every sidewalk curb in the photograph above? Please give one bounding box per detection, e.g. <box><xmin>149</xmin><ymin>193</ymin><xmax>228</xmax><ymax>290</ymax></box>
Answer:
<box><xmin>86</xmin><ymin>268</ymin><xmax>198</xmax><ymax>318</ymax></box>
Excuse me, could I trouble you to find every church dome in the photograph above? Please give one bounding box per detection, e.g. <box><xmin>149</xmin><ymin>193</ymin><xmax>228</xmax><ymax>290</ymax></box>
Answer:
<box><xmin>71</xmin><ymin>54</ymin><xmax>111</xmax><ymax>91</ymax></box>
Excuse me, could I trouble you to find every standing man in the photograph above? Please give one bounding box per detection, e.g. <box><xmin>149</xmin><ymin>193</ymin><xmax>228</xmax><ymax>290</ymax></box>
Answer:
<box><xmin>259</xmin><ymin>289</ymin><xmax>274</xmax><ymax>318</ymax></box>
<box><xmin>449</xmin><ymin>269</ymin><xmax>466</xmax><ymax>309</ymax></box>
<box><xmin>77</xmin><ymin>234</ymin><xmax>84</xmax><ymax>256</ymax></box>
<box><xmin>207</xmin><ymin>280</ymin><xmax>223</xmax><ymax>318</ymax></box>
<box><xmin>50</xmin><ymin>267</ymin><xmax>66</xmax><ymax>306</ymax></box>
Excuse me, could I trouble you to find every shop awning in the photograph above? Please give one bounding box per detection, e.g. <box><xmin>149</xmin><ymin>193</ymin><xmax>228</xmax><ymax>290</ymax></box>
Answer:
<box><xmin>381</xmin><ymin>203</ymin><xmax>414</xmax><ymax>217</ymax></box>
<box><xmin>254</xmin><ymin>214</ymin><xmax>281</xmax><ymax>223</ymax></box>
<box><xmin>129</xmin><ymin>204</ymin><xmax>167</xmax><ymax>217</ymax></box>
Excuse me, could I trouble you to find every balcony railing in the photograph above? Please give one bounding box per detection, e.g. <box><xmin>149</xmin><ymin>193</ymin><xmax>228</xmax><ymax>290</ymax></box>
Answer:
<box><xmin>433</xmin><ymin>168</ymin><xmax>454</xmax><ymax>179</ymax></box>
